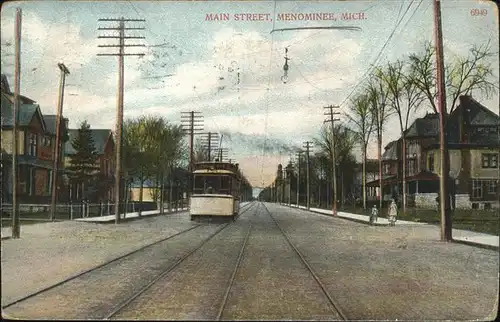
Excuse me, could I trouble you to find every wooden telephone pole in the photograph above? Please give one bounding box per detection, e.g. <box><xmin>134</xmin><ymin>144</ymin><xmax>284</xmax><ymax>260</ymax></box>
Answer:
<box><xmin>303</xmin><ymin>141</ymin><xmax>313</xmax><ymax>209</ymax></box>
<box><xmin>97</xmin><ymin>17</ymin><xmax>145</xmax><ymax>224</ymax></box>
<box><xmin>11</xmin><ymin>8</ymin><xmax>22</xmax><ymax>238</ymax></box>
<box><xmin>181</xmin><ymin>111</ymin><xmax>204</xmax><ymax>200</ymax></box>
<box><xmin>201</xmin><ymin>132</ymin><xmax>219</xmax><ymax>161</ymax></box>
<box><xmin>324</xmin><ymin>105</ymin><xmax>340</xmax><ymax>216</ymax></box>
<box><xmin>296</xmin><ymin>151</ymin><xmax>302</xmax><ymax>207</ymax></box>
<box><xmin>50</xmin><ymin>63</ymin><xmax>70</xmax><ymax>222</ymax></box>
<box><xmin>434</xmin><ymin>0</ymin><xmax>452</xmax><ymax>241</ymax></box>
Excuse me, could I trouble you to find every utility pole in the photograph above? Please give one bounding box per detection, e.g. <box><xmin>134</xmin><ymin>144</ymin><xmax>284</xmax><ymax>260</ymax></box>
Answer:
<box><xmin>97</xmin><ymin>17</ymin><xmax>145</xmax><ymax>224</ymax></box>
<box><xmin>11</xmin><ymin>8</ymin><xmax>22</xmax><ymax>238</ymax></box>
<box><xmin>287</xmin><ymin>157</ymin><xmax>292</xmax><ymax>206</ymax></box>
<box><xmin>303</xmin><ymin>141</ymin><xmax>313</xmax><ymax>209</ymax></box>
<box><xmin>434</xmin><ymin>0</ymin><xmax>452</xmax><ymax>241</ymax></box>
<box><xmin>50</xmin><ymin>63</ymin><xmax>70</xmax><ymax>222</ymax></box>
<box><xmin>200</xmin><ymin>132</ymin><xmax>219</xmax><ymax>161</ymax></box>
<box><xmin>324</xmin><ymin>105</ymin><xmax>340</xmax><ymax>216</ymax></box>
<box><xmin>296</xmin><ymin>151</ymin><xmax>302</xmax><ymax>207</ymax></box>
<box><xmin>181</xmin><ymin>111</ymin><xmax>203</xmax><ymax>200</ymax></box>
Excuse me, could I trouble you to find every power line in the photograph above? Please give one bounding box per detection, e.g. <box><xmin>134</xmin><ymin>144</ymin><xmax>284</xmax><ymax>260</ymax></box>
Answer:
<box><xmin>338</xmin><ymin>0</ymin><xmax>417</xmax><ymax>109</ymax></box>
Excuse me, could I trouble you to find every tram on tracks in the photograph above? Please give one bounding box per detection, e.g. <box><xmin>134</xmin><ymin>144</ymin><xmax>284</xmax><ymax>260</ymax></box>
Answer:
<box><xmin>189</xmin><ymin>161</ymin><xmax>241</xmax><ymax>221</ymax></box>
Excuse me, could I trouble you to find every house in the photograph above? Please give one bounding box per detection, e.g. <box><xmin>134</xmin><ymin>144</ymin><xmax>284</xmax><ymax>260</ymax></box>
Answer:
<box><xmin>351</xmin><ymin>159</ymin><xmax>379</xmax><ymax>202</ymax></box>
<box><xmin>367</xmin><ymin>95</ymin><xmax>499</xmax><ymax>209</ymax></box>
<box><xmin>64</xmin><ymin>129</ymin><xmax>115</xmax><ymax>201</ymax></box>
<box><xmin>1</xmin><ymin>74</ymin><xmax>68</xmax><ymax>203</ymax></box>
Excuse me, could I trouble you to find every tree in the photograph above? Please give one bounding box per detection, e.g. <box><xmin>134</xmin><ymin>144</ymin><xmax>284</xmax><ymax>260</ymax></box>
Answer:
<box><xmin>409</xmin><ymin>40</ymin><xmax>497</xmax><ymax>115</ymax></box>
<box><xmin>346</xmin><ymin>93</ymin><xmax>374</xmax><ymax>210</ymax></box>
<box><xmin>123</xmin><ymin>116</ymin><xmax>185</xmax><ymax>214</ymax></box>
<box><xmin>366</xmin><ymin>71</ymin><xmax>392</xmax><ymax>209</ymax></box>
<box><xmin>67</xmin><ymin>121</ymin><xmax>99</xmax><ymax>200</ymax></box>
<box><xmin>314</xmin><ymin>124</ymin><xmax>357</xmax><ymax>209</ymax></box>
<box><xmin>377</xmin><ymin>60</ymin><xmax>425</xmax><ymax>212</ymax></box>
<box><xmin>409</xmin><ymin>41</ymin><xmax>497</xmax><ymax>237</ymax></box>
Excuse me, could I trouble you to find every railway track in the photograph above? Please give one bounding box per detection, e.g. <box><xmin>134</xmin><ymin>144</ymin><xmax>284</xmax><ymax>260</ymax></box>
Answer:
<box><xmin>260</xmin><ymin>202</ymin><xmax>347</xmax><ymax>321</ymax></box>
<box><xmin>2</xmin><ymin>201</ymin><xmax>256</xmax><ymax>319</ymax></box>
<box><xmin>216</xmin><ymin>220</ymin><xmax>253</xmax><ymax>320</ymax></box>
<box><xmin>106</xmin><ymin>201</ymin><xmax>257</xmax><ymax>320</ymax></box>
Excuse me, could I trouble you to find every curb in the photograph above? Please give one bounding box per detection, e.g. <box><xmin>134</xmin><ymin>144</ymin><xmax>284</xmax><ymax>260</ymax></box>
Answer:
<box><xmin>286</xmin><ymin>205</ymin><xmax>499</xmax><ymax>251</ymax></box>
<box><xmin>286</xmin><ymin>205</ymin><xmax>388</xmax><ymax>226</ymax></box>
<box><xmin>452</xmin><ymin>238</ymin><xmax>499</xmax><ymax>251</ymax></box>
<box><xmin>83</xmin><ymin>209</ymin><xmax>189</xmax><ymax>224</ymax></box>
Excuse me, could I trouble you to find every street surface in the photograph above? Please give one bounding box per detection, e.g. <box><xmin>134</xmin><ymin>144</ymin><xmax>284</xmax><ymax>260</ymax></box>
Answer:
<box><xmin>1</xmin><ymin>202</ymin><xmax>498</xmax><ymax>320</ymax></box>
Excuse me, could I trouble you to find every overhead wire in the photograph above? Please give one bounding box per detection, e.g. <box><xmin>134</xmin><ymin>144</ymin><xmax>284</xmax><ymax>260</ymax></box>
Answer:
<box><xmin>337</xmin><ymin>0</ymin><xmax>415</xmax><ymax>110</ymax></box>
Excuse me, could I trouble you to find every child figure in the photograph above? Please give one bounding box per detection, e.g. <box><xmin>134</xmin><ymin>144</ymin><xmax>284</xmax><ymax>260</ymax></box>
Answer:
<box><xmin>370</xmin><ymin>205</ymin><xmax>378</xmax><ymax>225</ymax></box>
<box><xmin>388</xmin><ymin>199</ymin><xmax>398</xmax><ymax>226</ymax></box>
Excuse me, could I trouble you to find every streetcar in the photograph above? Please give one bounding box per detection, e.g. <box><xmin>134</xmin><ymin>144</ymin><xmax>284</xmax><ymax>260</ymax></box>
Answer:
<box><xmin>189</xmin><ymin>161</ymin><xmax>241</xmax><ymax>221</ymax></box>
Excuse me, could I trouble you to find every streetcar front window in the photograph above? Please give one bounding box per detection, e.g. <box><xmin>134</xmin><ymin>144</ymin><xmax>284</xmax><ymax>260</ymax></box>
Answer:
<box><xmin>193</xmin><ymin>175</ymin><xmax>233</xmax><ymax>195</ymax></box>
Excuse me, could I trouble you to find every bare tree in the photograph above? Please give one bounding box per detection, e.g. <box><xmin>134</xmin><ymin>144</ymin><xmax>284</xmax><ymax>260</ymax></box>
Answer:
<box><xmin>409</xmin><ymin>40</ymin><xmax>497</xmax><ymax>116</ymax></box>
<box><xmin>366</xmin><ymin>72</ymin><xmax>392</xmax><ymax>209</ymax></box>
<box><xmin>345</xmin><ymin>93</ymin><xmax>374</xmax><ymax>210</ymax></box>
<box><xmin>377</xmin><ymin>60</ymin><xmax>425</xmax><ymax>212</ymax></box>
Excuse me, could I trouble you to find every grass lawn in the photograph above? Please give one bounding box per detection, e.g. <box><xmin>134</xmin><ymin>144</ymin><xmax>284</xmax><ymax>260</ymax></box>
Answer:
<box><xmin>338</xmin><ymin>205</ymin><xmax>499</xmax><ymax>236</ymax></box>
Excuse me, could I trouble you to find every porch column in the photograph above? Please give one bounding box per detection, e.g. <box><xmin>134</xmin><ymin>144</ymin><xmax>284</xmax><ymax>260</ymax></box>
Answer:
<box><xmin>416</xmin><ymin>180</ymin><xmax>419</xmax><ymax>194</ymax></box>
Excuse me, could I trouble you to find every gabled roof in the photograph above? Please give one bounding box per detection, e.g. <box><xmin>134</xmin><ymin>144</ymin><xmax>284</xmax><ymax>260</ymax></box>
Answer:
<box><xmin>404</xmin><ymin>113</ymin><xmax>440</xmax><ymax>138</ymax></box>
<box><xmin>382</xmin><ymin>141</ymin><xmax>398</xmax><ymax>160</ymax></box>
<box><xmin>43</xmin><ymin>115</ymin><xmax>69</xmax><ymax>135</ymax></box>
<box><xmin>65</xmin><ymin>129</ymin><xmax>113</xmax><ymax>155</ymax></box>
<box><xmin>1</xmin><ymin>95</ymin><xmax>46</xmax><ymax>129</ymax></box>
<box><xmin>1</xmin><ymin>74</ymin><xmax>10</xmax><ymax>94</ymax></box>
<box><xmin>452</xmin><ymin>95</ymin><xmax>499</xmax><ymax>126</ymax></box>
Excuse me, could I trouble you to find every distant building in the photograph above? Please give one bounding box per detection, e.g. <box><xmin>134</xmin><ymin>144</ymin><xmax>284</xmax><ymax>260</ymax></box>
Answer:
<box><xmin>351</xmin><ymin>159</ymin><xmax>379</xmax><ymax>202</ymax></box>
<box><xmin>367</xmin><ymin>95</ymin><xmax>499</xmax><ymax>209</ymax></box>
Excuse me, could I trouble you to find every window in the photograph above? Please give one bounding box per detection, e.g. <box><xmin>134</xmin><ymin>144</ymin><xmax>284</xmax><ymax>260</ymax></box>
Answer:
<box><xmin>47</xmin><ymin>170</ymin><xmax>53</xmax><ymax>193</ymax></box>
<box><xmin>407</xmin><ymin>159</ymin><xmax>416</xmax><ymax>176</ymax></box>
<box><xmin>42</xmin><ymin>137</ymin><xmax>51</xmax><ymax>147</ymax></box>
<box><xmin>471</xmin><ymin>179</ymin><xmax>483</xmax><ymax>198</ymax></box>
<box><xmin>428</xmin><ymin>153</ymin><xmax>435</xmax><ymax>172</ymax></box>
<box><xmin>383</xmin><ymin>164</ymin><xmax>390</xmax><ymax>175</ymax></box>
<box><xmin>487</xmin><ymin>180</ymin><xmax>498</xmax><ymax>194</ymax></box>
<box><xmin>193</xmin><ymin>175</ymin><xmax>233</xmax><ymax>195</ymax></box>
<box><xmin>482</xmin><ymin>153</ymin><xmax>498</xmax><ymax>169</ymax></box>
<box><xmin>27</xmin><ymin>133</ymin><xmax>38</xmax><ymax>156</ymax></box>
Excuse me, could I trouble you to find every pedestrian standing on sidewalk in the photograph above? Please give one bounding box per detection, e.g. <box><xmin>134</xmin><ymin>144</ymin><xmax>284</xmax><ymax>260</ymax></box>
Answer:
<box><xmin>388</xmin><ymin>199</ymin><xmax>398</xmax><ymax>226</ymax></box>
<box><xmin>370</xmin><ymin>205</ymin><xmax>378</xmax><ymax>225</ymax></box>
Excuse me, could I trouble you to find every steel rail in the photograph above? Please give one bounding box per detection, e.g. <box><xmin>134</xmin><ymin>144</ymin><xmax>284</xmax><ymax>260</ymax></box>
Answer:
<box><xmin>216</xmin><ymin>221</ymin><xmax>253</xmax><ymax>320</ymax></box>
<box><xmin>1</xmin><ymin>224</ymin><xmax>203</xmax><ymax>309</ymax></box>
<box><xmin>261</xmin><ymin>202</ymin><xmax>347</xmax><ymax>321</ymax></box>
<box><xmin>105</xmin><ymin>202</ymin><xmax>256</xmax><ymax>319</ymax></box>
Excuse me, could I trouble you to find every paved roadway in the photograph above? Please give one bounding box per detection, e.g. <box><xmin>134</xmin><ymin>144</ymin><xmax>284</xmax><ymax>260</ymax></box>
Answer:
<box><xmin>2</xmin><ymin>202</ymin><xmax>498</xmax><ymax>320</ymax></box>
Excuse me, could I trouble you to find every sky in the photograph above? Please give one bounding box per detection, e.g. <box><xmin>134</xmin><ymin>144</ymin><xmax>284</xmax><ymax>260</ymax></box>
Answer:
<box><xmin>1</xmin><ymin>0</ymin><xmax>499</xmax><ymax>189</ymax></box>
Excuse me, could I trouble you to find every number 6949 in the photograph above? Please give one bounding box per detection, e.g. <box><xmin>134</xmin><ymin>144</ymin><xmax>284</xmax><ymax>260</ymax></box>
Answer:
<box><xmin>470</xmin><ymin>8</ymin><xmax>488</xmax><ymax>16</ymax></box>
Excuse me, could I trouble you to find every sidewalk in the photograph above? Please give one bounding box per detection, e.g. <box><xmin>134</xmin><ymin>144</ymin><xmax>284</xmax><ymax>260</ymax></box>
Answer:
<box><xmin>0</xmin><ymin>207</ymin><xmax>188</xmax><ymax>239</ymax></box>
<box><xmin>284</xmin><ymin>203</ymin><xmax>499</xmax><ymax>249</ymax></box>
<box><xmin>75</xmin><ymin>207</ymin><xmax>189</xmax><ymax>223</ymax></box>
<box><xmin>1</xmin><ymin>202</ymin><xmax>252</xmax><ymax>239</ymax></box>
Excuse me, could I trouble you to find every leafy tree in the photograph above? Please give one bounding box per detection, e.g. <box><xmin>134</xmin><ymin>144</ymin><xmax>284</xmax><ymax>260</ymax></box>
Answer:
<box><xmin>67</xmin><ymin>120</ymin><xmax>99</xmax><ymax>200</ymax></box>
<box><xmin>314</xmin><ymin>124</ymin><xmax>357</xmax><ymax>209</ymax></box>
